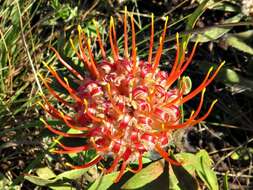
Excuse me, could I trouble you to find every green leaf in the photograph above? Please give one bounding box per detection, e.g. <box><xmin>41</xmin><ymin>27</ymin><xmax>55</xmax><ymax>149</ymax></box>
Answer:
<box><xmin>49</xmin><ymin>184</ymin><xmax>78</xmax><ymax>190</ymax></box>
<box><xmin>223</xmin><ymin>172</ymin><xmax>229</xmax><ymax>190</ymax></box>
<box><xmin>121</xmin><ymin>160</ymin><xmax>165</xmax><ymax>189</ymax></box>
<box><xmin>0</xmin><ymin>172</ymin><xmax>9</xmax><ymax>189</ymax></box>
<box><xmin>24</xmin><ymin>175</ymin><xmax>56</xmax><ymax>186</ymax></box>
<box><xmin>195</xmin><ymin>150</ymin><xmax>218</xmax><ymax>190</ymax></box>
<box><xmin>171</xmin><ymin>153</ymin><xmax>199</xmax><ymax>190</ymax></box>
<box><xmin>24</xmin><ymin>174</ymin><xmax>76</xmax><ymax>190</ymax></box>
<box><xmin>132</xmin><ymin>157</ymin><xmax>152</xmax><ymax>165</ymax></box>
<box><xmin>0</xmin><ymin>172</ymin><xmax>20</xmax><ymax>190</ymax></box>
<box><xmin>197</xmin><ymin>0</ymin><xmax>239</xmax><ymax>12</ymax></box>
<box><xmin>211</xmin><ymin>2</ymin><xmax>239</xmax><ymax>12</ymax></box>
<box><xmin>233</xmin><ymin>30</ymin><xmax>253</xmax><ymax>40</ymax></box>
<box><xmin>174</xmin><ymin>153</ymin><xmax>198</xmax><ymax>174</ymax></box>
<box><xmin>88</xmin><ymin>172</ymin><xmax>119</xmax><ymax>190</ymax></box>
<box><xmin>169</xmin><ymin>160</ymin><xmax>199</xmax><ymax>190</ymax></box>
<box><xmin>182</xmin><ymin>0</ymin><xmax>209</xmax><ymax>48</ymax></box>
<box><xmin>25</xmin><ymin>168</ymin><xmax>89</xmax><ymax>189</ymax></box>
<box><xmin>186</xmin><ymin>0</ymin><xmax>209</xmax><ymax>31</ymax></box>
<box><xmin>168</xmin><ymin>167</ymin><xmax>180</xmax><ymax>190</ymax></box>
<box><xmin>194</xmin><ymin>14</ymin><xmax>243</xmax><ymax>43</ymax></box>
<box><xmin>10</xmin><ymin>4</ymin><xmax>20</xmax><ymax>27</ymax></box>
<box><xmin>198</xmin><ymin>62</ymin><xmax>253</xmax><ymax>97</ymax></box>
<box><xmin>51</xmin><ymin>0</ymin><xmax>60</xmax><ymax>10</ymax></box>
<box><xmin>54</xmin><ymin>168</ymin><xmax>89</xmax><ymax>181</ymax></box>
<box><xmin>36</xmin><ymin>167</ymin><xmax>56</xmax><ymax>179</ymax></box>
<box><xmin>225</xmin><ymin>34</ymin><xmax>253</xmax><ymax>55</ymax></box>
<box><xmin>174</xmin><ymin>150</ymin><xmax>217</xmax><ymax>190</ymax></box>
<box><xmin>225</xmin><ymin>69</ymin><xmax>240</xmax><ymax>83</ymax></box>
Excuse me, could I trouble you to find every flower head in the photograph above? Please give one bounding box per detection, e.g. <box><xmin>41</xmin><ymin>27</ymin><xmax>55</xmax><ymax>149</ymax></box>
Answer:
<box><xmin>242</xmin><ymin>0</ymin><xmax>253</xmax><ymax>16</ymax></box>
<box><xmin>40</xmin><ymin>9</ymin><xmax>224</xmax><ymax>182</ymax></box>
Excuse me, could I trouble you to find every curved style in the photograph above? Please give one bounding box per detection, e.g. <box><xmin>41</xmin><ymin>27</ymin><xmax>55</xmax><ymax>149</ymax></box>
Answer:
<box><xmin>40</xmin><ymin>8</ymin><xmax>224</xmax><ymax>183</ymax></box>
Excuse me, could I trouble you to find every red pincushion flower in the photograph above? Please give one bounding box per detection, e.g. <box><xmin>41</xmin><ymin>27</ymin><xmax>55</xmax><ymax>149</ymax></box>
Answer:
<box><xmin>40</xmin><ymin>9</ymin><xmax>224</xmax><ymax>183</ymax></box>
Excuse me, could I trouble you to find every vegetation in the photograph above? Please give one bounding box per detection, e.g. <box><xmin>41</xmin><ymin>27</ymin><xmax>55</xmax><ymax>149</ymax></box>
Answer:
<box><xmin>1</xmin><ymin>0</ymin><xmax>253</xmax><ymax>189</ymax></box>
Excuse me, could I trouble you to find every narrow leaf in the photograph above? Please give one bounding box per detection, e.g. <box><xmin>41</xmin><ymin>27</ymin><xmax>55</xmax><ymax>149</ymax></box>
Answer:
<box><xmin>121</xmin><ymin>160</ymin><xmax>165</xmax><ymax>189</ymax></box>
<box><xmin>24</xmin><ymin>175</ymin><xmax>56</xmax><ymax>186</ymax></box>
<box><xmin>196</xmin><ymin>150</ymin><xmax>218</xmax><ymax>190</ymax></box>
<box><xmin>225</xmin><ymin>35</ymin><xmax>253</xmax><ymax>55</ymax></box>
<box><xmin>55</xmin><ymin>168</ymin><xmax>89</xmax><ymax>181</ymax></box>
<box><xmin>36</xmin><ymin>167</ymin><xmax>56</xmax><ymax>179</ymax></box>
<box><xmin>88</xmin><ymin>172</ymin><xmax>119</xmax><ymax>190</ymax></box>
<box><xmin>194</xmin><ymin>14</ymin><xmax>243</xmax><ymax>43</ymax></box>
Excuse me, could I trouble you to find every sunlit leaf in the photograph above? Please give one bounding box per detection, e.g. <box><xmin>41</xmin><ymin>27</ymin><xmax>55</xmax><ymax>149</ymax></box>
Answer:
<box><xmin>233</xmin><ymin>30</ymin><xmax>253</xmax><ymax>40</ymax></box>
<box><xmin>173</xmin><ymin>150</ymin><xmax>217</xmax><ymax>190</ymax></box>
<box><xmin>24</xmin><ymin>175</ymin><xmax>56</xmax><ymax>186</ymax></box>
<box><xmin>198</xmin><ymin>62</ymin><xmax>253</xmax><ymax>97</ymax></box>
<box><xmin>195</xmin><ymin>150</ymin><xmax>218</xmax><ymax>190</ymax></box>
<box><xmin>0</xmin><ymin>172</ymin><xmax>20</xmax><ymax>190</ymax></box>
<box><xmin>88</xmin><ymin>172</ymin><xmax>119</xmax><ymax>190</ymax></box>
<box><xmin>174</xmin><ymin>153</ymin><xmax>198</xmax><ymax>174</ymax></box>
<box><xmin>54</xmin><ymin>168</ymin><xmax>89</xmax><ymax>181</ymax></box>
<box><xmin>25</xmin><ymin>168</ymin><xmax>89</xmax><ymax>189</ymax></box>
<box><xmin>168</xmin><ymin>166</ymin><xmax>181</xmax><ymax>190</ymax></box>
<box><xmin>169</xmin><ymin>161</ymin><xmax>199</xmax><ymax>190</ymax></box>
<box><xmin>36</xmin><ymin>167</ymin><xmax>56</xmax><ymax>179</ymax></box>
<box><xmin>225</xmin><ymin>35</ymin><xmax>253</xmax><ymax>55</ymax></box>
<box><xmin>225</xmin><ymin>69</ymin><xmax>240</xmax><ymax>83</ymax></box>
<box><xmin>182</xmin><ymin>0</ymin><xmax>209</xmax><ymax>48</ymax></box>
<box><xmin>121</xmin><ymin>160</ymin><xmax>164</xmax><ymax>189</ymax></box>
<box><xmin>197</xmin><ymin>0</ymin><xmax>239</xmax><ymax>12</ymax></box>
<box><xmin>223</xmin><ymin>172</ymin><xmax>229</xmax><ymax>190</ymax></box>
<box><xmin>194</xmin><ymin>14</ymin><xmax>243</xmax><ymax>43</ymax></box>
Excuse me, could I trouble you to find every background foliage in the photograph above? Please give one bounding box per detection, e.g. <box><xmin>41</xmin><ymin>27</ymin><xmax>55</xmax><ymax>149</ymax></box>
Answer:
<box><xmin>1</xmin><ymin>0</ymin><xmax>253</xmax><ymax>189</ymax></box>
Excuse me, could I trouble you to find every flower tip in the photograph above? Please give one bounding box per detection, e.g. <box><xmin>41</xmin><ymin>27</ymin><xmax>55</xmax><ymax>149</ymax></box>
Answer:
<box><xmin>208</xmin><ymin>99</ymin><xmax>218</xmax><ymax>112</ymax></box>
<box><xmin>36</xmin><ymin>100</ymin><xmax>41</xmax><ymax>105</ymax></box>
<box><xmin>106</xmin><ymin>83</ymin><xmax>111</xmax><ymax>91</ymax></box>
<box><xmin>208</xmin><ymin>66</ymin><xmax>214</xmax><ymax>74</ymax></box>
<box><xmin>37</xmin><ymin>73</ymin><xmax>43</xmax><ymax>80</ymax></box>
<box><xmin>87</xmin><ymin>38</ymin><xmax>91</xmax><ymax>46</ymax></box>
<box><xmin>110</xmin><ymin>16</ymin><xmax>114</xmax><ymax>25</ymax></box>
<box><xmin>48</xmin><ymin>45</ymin><xmax>56</xmax><ymax>52</ymax></box>
<box><xmin>39</xmin><ymin>117</ymin><xmax>47</xmax><ymax>124</ymax></box>
<box><xmin>37</xmin><ymin>91</ymin><xmax>44</xmax><ymax>97</ymax></box>
<box><xmin>41</xmin><ymin>61</ymin><xmax>48</xmax><ymax>67</ymax></box>
<box><xmin>65</xmin><ymin>162</ymin><xmax>74</xmax><ymax>168</ymax></box>
<box><xmin>53</xmin><ymin>139</ymin><xmax>60</xmax><ymax>144</ymax></box>
<box><xmin>83</xmin><ymin>98</ymin><xmax>88</xmax><ymax>105</ymax></box>
<box><xmin>63</xmin><ymin>77</ymin><xmax>69</xmax><ymax>86</ymax></box>
<box><xmin>42</xmin><ymin>61</ymin><xmax>53</xmax><ymax>71</ymax></box>
<box><xmin>220</xmin><ymin>60</ymin><xmax>226</xmax><ymax>67</ymax></box>
<box><xmin>77</xmin><ymin>25</ymin><xmax>82</xmax><ymax>32</ymax></box>
<box><xmin>69</xmin><ymin>38</ymin><xmax>77</xmax><ymax>52</ymax></box>
<box><xmin>58</xmin><ymin>110</ymin><xmax>64</xmax><ymax>117</ymax></box>
<box><xmin>92</xmin><ymin>19</ymin><xmax>97</xmax><ymax>26</ymax></box>
<box><xmin>165</xmin><ymin>16</ymin><xmax>169</xmax><ymax>24</ymax></box>
<box><xmin>130</xmin><ymin>14</ymin><xmax>134</xmax><ymax>21</ymax></box>
<box><xmin>49</xmin><ymin>149</ymin><xmax>55</xmax><ymax>153</ymax></box>
<box><xmin>37</xmin><ymin>100</ymin><xmax>44</xmax><ymax>107</ymax></box>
